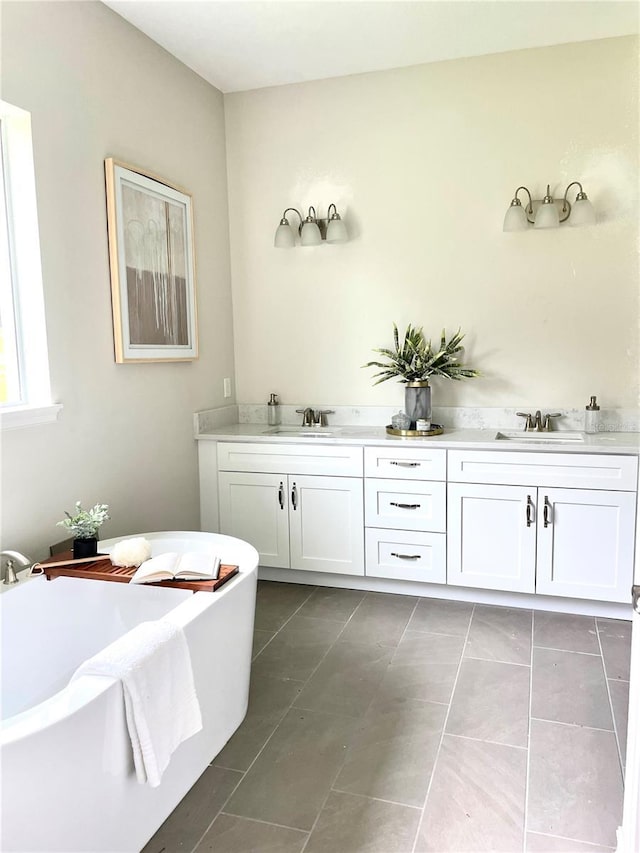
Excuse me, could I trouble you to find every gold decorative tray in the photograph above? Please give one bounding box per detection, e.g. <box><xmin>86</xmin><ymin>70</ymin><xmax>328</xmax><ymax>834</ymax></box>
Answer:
<box><xmin>386</xmin><ymin>423</ymin><xmax>444</xmax><ymax>437</ymax></box>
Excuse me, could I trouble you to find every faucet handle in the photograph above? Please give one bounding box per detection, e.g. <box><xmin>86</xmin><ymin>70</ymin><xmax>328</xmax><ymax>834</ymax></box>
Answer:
<box><xmin>315</xmin><ymin>409</ymin><xmax>335</xmax><ymax>427</ymax></box>
<box><xmin>543</xmin><ymin>413</ymin><xmax>562</xmax><ymax>432</ymax></box>
<box><xmin>516</xmin><ymin>412</ymin><xmax>533</xmax><ymax>431</ymax></box>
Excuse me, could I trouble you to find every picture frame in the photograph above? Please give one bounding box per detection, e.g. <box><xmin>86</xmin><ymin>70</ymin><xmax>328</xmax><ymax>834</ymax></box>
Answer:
<box><xmin>104</xmin><ymin>158</ymin><xmax>198</xmax><ymax>363</ymax></box>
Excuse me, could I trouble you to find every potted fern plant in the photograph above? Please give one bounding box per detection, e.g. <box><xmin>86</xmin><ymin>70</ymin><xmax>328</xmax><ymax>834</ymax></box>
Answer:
<box><xmin>57</xmin><ymin>501</ymin><xmax>110</xmax><ymax>559</ymax></box>
<box><xmin>364</xmin><ymin>323</ymin><xmax>480</xmax><ymax>428</ymax></box>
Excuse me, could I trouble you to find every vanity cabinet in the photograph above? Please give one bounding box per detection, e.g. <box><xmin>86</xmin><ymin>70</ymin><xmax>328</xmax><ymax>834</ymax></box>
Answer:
<box><xmin>364</xmin><ymin>446</ymin><xmax>447</xmax><ymax>584</ymax></box>
<box><xmin>217</xmin><ymin>443</ymin><xmax>364</xmax><ymax>575</ymax></box>
<box><xmin>447</xmin><ymin>451</ymin><xmax>638</xmax><ymax>602</ymax></box>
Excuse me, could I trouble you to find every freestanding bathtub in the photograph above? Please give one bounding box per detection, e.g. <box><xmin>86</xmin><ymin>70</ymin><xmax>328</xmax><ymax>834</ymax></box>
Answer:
<box><xmin>0</xmin><ymin>531</ymin><xmax>258</xmax><ymax>853</ymax></box>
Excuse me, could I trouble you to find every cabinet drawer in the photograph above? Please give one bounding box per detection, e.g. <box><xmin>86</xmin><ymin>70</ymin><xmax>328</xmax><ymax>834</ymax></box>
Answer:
<box><xmin>217</xmin><ymin>442</ymin><xmax>363</xmax><ymax>476</ymax></box>
<box><xmin>365</xmin><ymin>478</ymin><xmax>446</xmax><ymax>532</ymax></box>
<box><xmin>364</xmin><ymin>446</ymin><xmax>446</xmax><ymax>480</ymax></box>
<box><xmin>448</xmin><ymin>450</ymin><xmax>638</xmax><ymax>491</ymax></box>
<box><xmin>365</xmin><ymin>528</ymin><xmax>446</xmax><ymax>583</ymax></box>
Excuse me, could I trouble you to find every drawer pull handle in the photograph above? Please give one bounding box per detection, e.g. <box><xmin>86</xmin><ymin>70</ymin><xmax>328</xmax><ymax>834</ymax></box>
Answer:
<box><xmin>291</xmin><ymin>483</ymin><xmax>298</xmax><ymax>511</ymax></box>
<box><xmin>278</xmin><ymin>482</ymin><xmax>285</xmax><ymax>510</ymax></box>
<box><xmin>526</xmin><ymin>495</ymin><xmax>534</xmax><ymax>528</ymax></box>
<box><xmin>390</xmin><ymin>502</ymin><xmax>421</xmax><ymax>510</ymax></box>
<box><xmin>390</xmin><ymin>461</ymin><xmax>420</xmax><ymax>467</ymax></box>
<box><xmin>391</xmin><ymin>552</ymin><xmax>421</xmax><ymax>560</ymax></box>
<box><xmin>543</xmin><ymin>496</ymin><xmax>552</xmax><ymax>528</ymax></box>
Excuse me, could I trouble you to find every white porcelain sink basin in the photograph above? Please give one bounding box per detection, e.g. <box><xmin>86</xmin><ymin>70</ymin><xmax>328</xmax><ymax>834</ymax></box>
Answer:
<box><xmin>495</xmin><ymin>430</ymin><xmax>585</xmax><ymax>443</ymax></box>
<box><xmin>262</xmin><ymin>427</ymin><xmax>340</xmax><ymax>438</ymax></box>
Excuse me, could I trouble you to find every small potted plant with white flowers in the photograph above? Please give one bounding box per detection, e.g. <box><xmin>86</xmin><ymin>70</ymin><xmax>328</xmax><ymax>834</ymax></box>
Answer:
<box><xmin>58</xmin><ymin>501</ymin><xmax>110</xmax><ymax>559</ymax></box>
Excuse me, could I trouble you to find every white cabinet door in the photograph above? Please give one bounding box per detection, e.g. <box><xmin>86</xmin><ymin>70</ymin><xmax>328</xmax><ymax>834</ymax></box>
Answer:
<box><xmin>218</xmin><ymin>471</ymin><xmax>290</xmax><ymax>568</ymax></box>
<box><xmin>289</xmin><ymin>475</ymin><xmax>364</xmax><ymax>575</ymax></box>
<box><xmin>536</xmin><ymin>487</ymin><xmax>637</xmax><ymax>603</ymax></box>
<box><xmin>447</xmin><ymin>483</ymin><xmax>537</xmax><ymax>593</ymax></box>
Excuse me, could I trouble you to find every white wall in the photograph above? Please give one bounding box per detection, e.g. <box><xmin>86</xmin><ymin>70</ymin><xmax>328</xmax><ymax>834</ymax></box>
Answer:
<box><xmin>225</xmin><ymin>36</ymin><xmax>639</xmax><ymax>412</ymax></box>
<box><xmin>0</xmin><ymin>1</ymin><xmax>235</xmax><ymax>558</ymax></box>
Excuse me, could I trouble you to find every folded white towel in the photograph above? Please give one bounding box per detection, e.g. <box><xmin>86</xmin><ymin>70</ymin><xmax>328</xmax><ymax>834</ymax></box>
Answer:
<box><xmin>70</xmin><ymin>619</ymin><xmax>202</xmax><ymax>787</ymax></box>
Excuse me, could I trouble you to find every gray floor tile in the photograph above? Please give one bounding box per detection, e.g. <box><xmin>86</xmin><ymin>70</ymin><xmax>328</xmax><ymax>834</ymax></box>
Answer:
<box><xmin>338</xmin><ymin>591</ymin><xmax>418</xmax><ymax>647</ymax></box>
<box><xmin>293</xmin><ymin>640</ymin><xmax>394</xmax><ymax>717</ymax></box>
<box><xmin>416</xmin><ymin>735</ymin><xmax>527</xmax><ymax>852</ymax></box>
<box><xmin>465</xmin><ymin>605</ymin><xmax>532</xmax><ymax>665</ymax></box>
<box><xmin>141</xmin><ymin>765</ymin><xmax>242</xmax><ymax>853</ymax></box>
<box><xmin>531</xmin><ymin>648</ymin><xmax>613</xmax><ymax>729</ymax></box>
<box><xmin>609</xmin><ymin>678</ymin><xmax>629</xmax><ymax>769</ymax></box>
<box><xmin>254</xmin><ymin>581</ymin><xmax>315</xmax><ymax>631</ymax></box>
<box><xmin>408</xmin><ymin>597</ymin><xmax>474</xmax><ymax>636</ymax></box>
<box><xmin>379</xmin><ymin>631</ymin><xmax>464</xmax><ymax>704</ymax></box>
<box><xmin>305</xmin><ymin>790</ymin><xmax>421</xmax><ymax>853</ymax></box>
<box><xmin>149</xmin><ymin>585</ymin><xmax>627</xmax><ymax>853</ymax></box>
<box><xmin>334</xmin><ymin>696</ymin><xmax>446</xmax><ymax>806</ymax></box>
<box><xmin>297</xmin><ymin>586</ymin><xmax>366</xmax><ymax>621</ymax></box>
<box><xmin>446</xmin><ymin>658</ymin><xmax>530</xmax><ymax>747</ymax></box>
<box><xmin>252</xmin><ymin>629</ymin><xmax>275</xmax><ymax>659</ymax></box>
<box><xmin>195</xmin><ymin>813</ymin><xmax>308</xmax><ymax>853</ymax></box>
<box><xmin>597</xmin><ymin>618</ymin><xmax>632</xmax><ymax>681</ymax></box>
<box><xmin>533</xmin><ymin>612</ymin><xmax>599</xmax><ymax>654</ymax></box>
<box><xmin>215</xmin><ymin>674</ymin><xmax>303</xmax><ymax>771</ymax></box>
<box><xmin>528</xmin><ymin>719</ymin><xmax>623</xmax><ymax>847</ymax></box>
<box><xmin>251</xmin><ymin>615</ymin><xmax>344</xmax><ymax>682</ymax></box>
<box><xmin>526</xmin><ymin>832</ymin><xmax>614</xmax><ymax>852</ymax></box>
<box><xmin>225</xmin><ymin>707</ymin><xmax>357</xmax><ymax>831</ymax></box>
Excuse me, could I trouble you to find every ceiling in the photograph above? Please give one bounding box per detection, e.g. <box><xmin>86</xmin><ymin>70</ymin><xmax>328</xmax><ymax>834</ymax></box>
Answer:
<box><xmin>103</xmin><ymin>1</ymin><xmax>639</xmax><ymax>93</ymax></box>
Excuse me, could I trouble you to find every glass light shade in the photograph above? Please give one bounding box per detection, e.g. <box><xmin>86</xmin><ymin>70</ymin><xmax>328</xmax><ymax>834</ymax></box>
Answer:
<box><xmin>274</xmin><ymin>221</ymin><xmax>296</xmax><ymax>248</ymax></box>
<box><xmin>569</xmin><ymin>197</ymin><xmax>596</xmax><ymax>227</ymax></box>
<box><xmin>300</xmin><ymin>220</ymin><xmax>322</xmax><ymax>246</ymax></box>
<box><xmin>534</xmin><ymin>201</ymin><xmax>560</xmax><ymax>229</ymax></box>
<box><xmin>325</xmin><ymin>216</ymin><xmax>348</xmax><ymax>243</ymax></box>
<box><xmin>502</xmin><ymin>203</ymin><xmax>529</xmax><ymax>232</ymax></box>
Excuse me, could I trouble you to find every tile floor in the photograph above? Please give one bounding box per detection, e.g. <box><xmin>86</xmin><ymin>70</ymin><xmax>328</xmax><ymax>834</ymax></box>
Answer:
<box><xmin>143</xmin><ymin>583</ymin><xmax>632</xmax><ymax>853</ymax></box>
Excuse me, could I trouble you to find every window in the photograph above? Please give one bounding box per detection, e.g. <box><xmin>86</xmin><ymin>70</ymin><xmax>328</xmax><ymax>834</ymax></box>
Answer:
<box><xmin>0</xmin><ymin>100</ymin><xmax>61</xmax><ymax>428</ymax></box>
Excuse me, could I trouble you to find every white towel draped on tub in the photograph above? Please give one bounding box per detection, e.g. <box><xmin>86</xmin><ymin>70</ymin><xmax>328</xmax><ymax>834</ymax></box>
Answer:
<box><xmin>70</xmin><ymin>619</ymin><xmax>203</xmax><ymax>787</ymax></box>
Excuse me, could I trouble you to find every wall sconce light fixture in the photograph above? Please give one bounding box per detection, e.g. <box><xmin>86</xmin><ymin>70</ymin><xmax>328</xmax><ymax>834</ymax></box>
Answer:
<box><xmin>503</xmin><ymin>182</ymin><xmax>596</xmax><ymax>232</ymax></box>
<box><xmin>274</xmin><ymin>203</ymin><xmax>348</xmax><ymax>247</ymax></box>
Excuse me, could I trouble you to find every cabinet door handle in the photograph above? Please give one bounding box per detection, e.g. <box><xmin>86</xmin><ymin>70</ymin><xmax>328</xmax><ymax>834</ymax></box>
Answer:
<box><xmin>391</xmin><ymin>552</ymin><xmax>421</xmax><ymax>560</ymax></box>
<box><xmin>526</xmin><ymin>495</ymin><xmax>534</xmax><ymax>527</ymax></box>
<box><xmin>390</xmin><ymin>461</ymin><xmax>420</xmax><ymax>468</ymax></box>
<box><xmin>291</xmin><ymin>482</ymin><xmax>298</xmax><ymax>511</ymax></box>
<box><xmin>543</xmin><ymin>496</ymin><xmax>552</xmax><ymax>528</ymax></box>
<box><xmin>390</xmin><ymin>502</ymin><xmax>421</xmax><ymax>510</ymax></box>
<box><xmin>278</xmin><ymin>482</ymin><xmax>285</xmax><ymax>510</ymax></box>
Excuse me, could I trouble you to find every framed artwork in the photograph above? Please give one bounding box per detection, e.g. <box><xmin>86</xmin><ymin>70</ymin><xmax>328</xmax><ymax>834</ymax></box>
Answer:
<box><xmin>105</xmin><ymin>158</ymin><xmax>198</xmax><ymax>362</ymax></box>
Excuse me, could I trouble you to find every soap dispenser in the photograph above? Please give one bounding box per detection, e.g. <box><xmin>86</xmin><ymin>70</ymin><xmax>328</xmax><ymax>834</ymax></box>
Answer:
<box><xmin>267</xmin><ymin>393</ymin><xmax>281</xmax><ymax>426</ymax></box>
<box><xmin>585</xmin><ymin>396</ymin><xmax>600</xmax><ymax>434</ymax></box>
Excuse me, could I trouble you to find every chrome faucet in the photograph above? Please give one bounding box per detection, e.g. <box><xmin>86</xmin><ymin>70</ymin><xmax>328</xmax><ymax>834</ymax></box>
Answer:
<box><xmin>295</xmin><ymin>407</ymin><xmax>335</xmax><ymax>427</ymax></box>
<box><xmin>516</xmin><ymin>411</ymin><xmax>562</xmax><ymax>432</ymax></box>
<box><xmin>296</xmin><ymin>407</ymin><xmax>315</xmax><ymax>426</ymax></box>
<box><xmin>0</xmin><ymin>550</ymin><xmax>33</xmax><ymax>584</ymax></box>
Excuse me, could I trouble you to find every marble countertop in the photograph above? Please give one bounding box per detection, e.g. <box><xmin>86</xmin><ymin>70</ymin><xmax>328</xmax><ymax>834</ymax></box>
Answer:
<box><xmin>195</xmin><ymin>423</ymin><xmax>640</xmax><ymax>455</ymax></box>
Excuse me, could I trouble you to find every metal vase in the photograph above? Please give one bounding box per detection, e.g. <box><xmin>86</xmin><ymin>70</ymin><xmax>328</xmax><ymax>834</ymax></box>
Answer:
<box><xmin>404</xmin><ymin>381</ymin><xmax>432</xmax><ymax>429</ymax></box>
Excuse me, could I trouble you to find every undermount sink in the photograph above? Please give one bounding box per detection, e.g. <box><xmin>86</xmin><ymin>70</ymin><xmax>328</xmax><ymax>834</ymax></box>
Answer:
<box><xmin>495</xmin><ymin>430</ymin><xmax>585</xmax><ymax>443</ymax></box>
<box><xmin>262</xmin><ymin>427</ymin><xmax>340</xmax><ymax>438</ymax></box>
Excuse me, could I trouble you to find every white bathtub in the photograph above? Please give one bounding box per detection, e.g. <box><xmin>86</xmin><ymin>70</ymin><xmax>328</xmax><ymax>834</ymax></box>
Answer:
<box><xmin>0</xmin><ymin>531</ymin><xmax>258</xmax><ymax>853</ymax></box>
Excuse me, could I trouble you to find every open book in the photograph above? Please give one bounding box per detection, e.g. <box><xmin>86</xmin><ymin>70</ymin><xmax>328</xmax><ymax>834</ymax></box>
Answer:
<box><xmin>130</xmin><ymin>552</ymin><xmax>221</xmax><ymax>585</ymax></box>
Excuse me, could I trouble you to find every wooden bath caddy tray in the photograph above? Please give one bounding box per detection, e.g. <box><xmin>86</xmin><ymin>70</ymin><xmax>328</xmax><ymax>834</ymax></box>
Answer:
<box><xmin>35</xmin><ymin>551</ymin><xmax>239</xmax><ymax>593</ymax></box>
